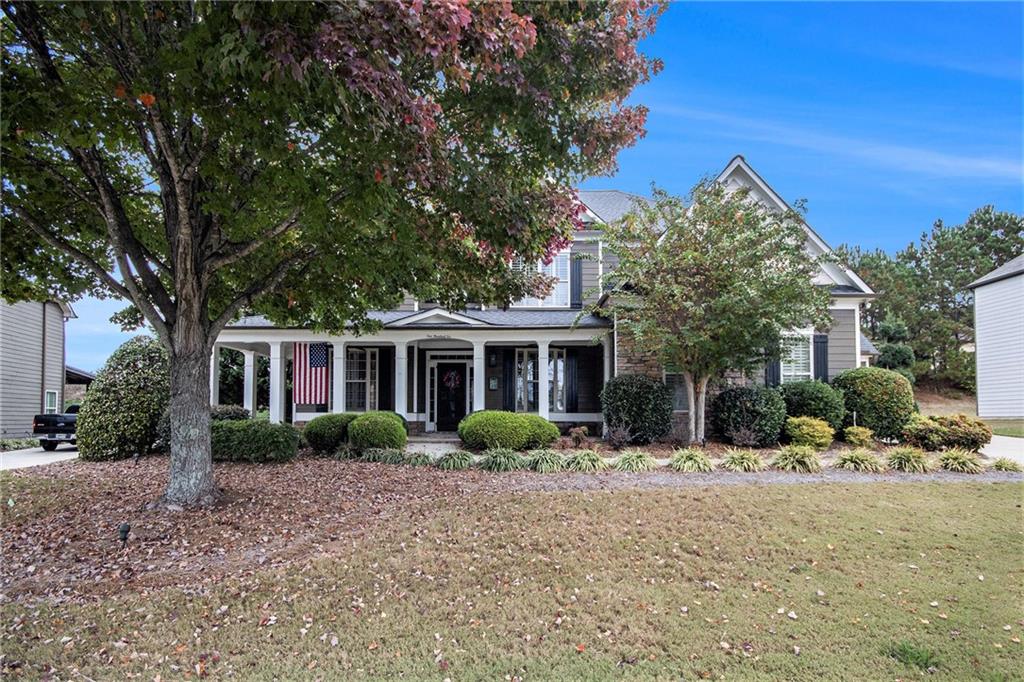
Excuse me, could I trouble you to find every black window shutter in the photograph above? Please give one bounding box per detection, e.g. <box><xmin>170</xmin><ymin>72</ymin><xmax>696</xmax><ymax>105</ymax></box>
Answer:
<box><xmin>565</xmin><ymin>348</ymin><xmax>578</xmax><ymax>412</ymax></box>
<box><xmin>502</xmin><ymin>349</ymin><xmax>516</xmax><ymax>411</ymax></box>
<box><xmin>813</xmin><ymin>333</ymin><xmax>829</xmax><ymax>381</ymax></box>
<box><xmin>570</xmin><ymin>258</ymin><xmax>583</xmax><ymax>309</ymax></box>
<box><xmin>378</xmin><ymin>347</ymin><xmax>393</xmax><ymax>410</ymax></box>
<box><xmin>765</xmin><ymin>360</ymin><xmax>781</xmax><ymax>388</ymax></box>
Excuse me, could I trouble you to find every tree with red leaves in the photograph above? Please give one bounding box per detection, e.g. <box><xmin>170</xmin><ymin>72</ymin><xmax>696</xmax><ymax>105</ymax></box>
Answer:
<box><xmin>2</xmin><ymin>1</ymin><xmax>662</xmax><ymax>507</ymax></box>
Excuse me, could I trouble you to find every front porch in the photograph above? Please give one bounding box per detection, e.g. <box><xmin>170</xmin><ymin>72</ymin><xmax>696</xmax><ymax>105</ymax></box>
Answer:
<box><xmin>213</xmin><ymin>315</ymin><xmax>612</xmax><ymax>433</ymax></box>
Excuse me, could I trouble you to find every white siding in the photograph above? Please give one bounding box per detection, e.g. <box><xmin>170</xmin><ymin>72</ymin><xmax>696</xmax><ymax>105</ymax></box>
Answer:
<box><xmin>1</xmin><ymin>301</ymin><xmax>66</xmax><ymax>438</ymax></box>
<box><xmin>975</xmin><ymin>274</ymin><xmax>1024</xmax><ymax>419</ymax></box>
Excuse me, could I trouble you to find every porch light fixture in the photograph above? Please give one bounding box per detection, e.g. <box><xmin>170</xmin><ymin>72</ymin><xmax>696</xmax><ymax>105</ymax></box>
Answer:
<box><xmin>488</xmin><ymin>352</ymin><xmax>497</xmax><ymax>367</ymax></box>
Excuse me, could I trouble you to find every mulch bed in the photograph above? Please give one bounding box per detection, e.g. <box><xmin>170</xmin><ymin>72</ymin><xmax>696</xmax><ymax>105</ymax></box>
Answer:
<box><xmin>2</xmin><ymin>455</ymin><xmax>1020</xmax><ymax>605</ymax></box>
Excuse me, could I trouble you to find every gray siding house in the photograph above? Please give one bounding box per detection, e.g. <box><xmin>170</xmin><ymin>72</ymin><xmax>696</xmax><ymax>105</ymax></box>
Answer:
<box><xmin>968</xmin><ymin>255</ymin><xmax>1024</xmax><ymax>420</ymax></box>
<box><xmin>212</xmin><ymin>156</ymin><xmax>874</xmax><ymax>435</ymax></box>
<box><xmin>0</xmin><ymin>300</ymin><xmax>76</xmax><ymax>438</ymax></box>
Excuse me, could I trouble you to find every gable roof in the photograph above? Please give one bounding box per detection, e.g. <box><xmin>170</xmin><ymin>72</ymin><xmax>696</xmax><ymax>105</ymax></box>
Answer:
<box><xmin>715</xmin><ymin>155</ymin><xmax>874</xmax><ymax>296</ymax></box>
<box><xmin>228</xmin><ymin>309</ymin><xmax>610</xmax><ymax>330</ymax></box>
<box><xmin>577</xmin><ymin>190</ymin><xmax>652</xmax><ymax>224</ymax></box>
<box><xmin>860</xmin><ymin>333</ymin><xmax>879</xmax><ymax>356</ymax></box>
<box><xmin>968</xmin><ymin>253</ymin><xmax>1024</xmax><ymax>289</ymax></box>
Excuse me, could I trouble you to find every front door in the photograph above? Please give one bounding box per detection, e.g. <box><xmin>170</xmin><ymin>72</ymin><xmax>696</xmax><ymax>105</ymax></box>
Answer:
<box><xmin>436</xmin><ymin>362</ymin><xmax>467</xmax><ymax>431</ymax></box>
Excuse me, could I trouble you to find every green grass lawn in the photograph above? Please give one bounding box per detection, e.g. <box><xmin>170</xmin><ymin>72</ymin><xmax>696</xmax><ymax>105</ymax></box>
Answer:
<box><xmin>987</xmin><ymin>420</ymin><xmax>1024</xmax><ymax>439</ymax></box>
<box><xmin>3</xmin><ymin>480</ymin><xmax>1021</xmax><ymax>680</ymax></box>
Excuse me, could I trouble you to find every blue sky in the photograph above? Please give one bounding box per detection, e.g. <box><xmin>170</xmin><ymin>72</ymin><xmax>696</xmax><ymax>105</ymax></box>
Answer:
<box><xmin>66</xmin><ymin>1</ymin><xmax>1023</xmax><ymax>371</ymax></box>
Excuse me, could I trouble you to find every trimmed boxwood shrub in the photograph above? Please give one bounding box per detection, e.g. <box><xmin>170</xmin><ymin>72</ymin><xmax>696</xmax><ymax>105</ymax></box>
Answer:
<box><xmin>784</xmin><ymin>416</ymin><xmax>834</xmax><ymax>450</ymax></box>
<box><xmin>348</xmin><ymin>411</ymin><xmax>408</xmax><ymax>451</ymax></box>
<box><xmin>901</xmin><ymin>414</ymin><xmax>947</xmax><ymax>451</ymax></box>
<box><xmin>832</xmin><ymin>367</ymin><xmax>915</xmax><ymax>440</ymax></box>
<box><xmin>78</xmin><ymin>336</ymin><xmax>169</xmax><ymax>461</ymax></box>
<box><xmin>211</xmin><ymin>420</ymin><xmax>298</xmax><ymax>463</ymax></box>
<box><xmin>778</xmin><ymin>380</ymin><xmax>845</xmax><ymax>430</ymax></box>
<box><xmin>457</xmin><ymin>411</ymin><xmax>558</xmax><ymax>450</ymax></box>
<box><xmin>304</xmin><ymin>413</ymin><xmax>359</xmax><ymax>453</ymax></box>
<box><xmin>843</xmin><ymin>425</ymin><xmax>875</xmax><ymax>448</ymax></box>
<box><xmin>709</xmin><ymin>386</ymin><xmax>786</xmax><ymax>448</ymax></box>
<box><xmin>155</xmin><ymin>403</ymin><xmax>251</xmax><ymax>452</ymax></box>
<box><xmin>600</xmin><ymin>374</ymin><xmax>673</xmax><ymax>445</ymax></box>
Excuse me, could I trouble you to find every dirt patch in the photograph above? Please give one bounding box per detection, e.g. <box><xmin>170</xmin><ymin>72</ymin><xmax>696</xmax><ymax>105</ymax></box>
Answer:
<box><xmin>915</xmin><ymin>386</ymin><xmax>977</xmax><ymax>416</ymax></box>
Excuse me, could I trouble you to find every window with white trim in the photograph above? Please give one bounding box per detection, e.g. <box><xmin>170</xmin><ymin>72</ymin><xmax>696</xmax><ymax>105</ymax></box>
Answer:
<box><xmin>663</xmin><ymin>373</ymin><xmax>690</xmax><ymax>412</ymax></box>
<box><xmin>548</xmin><ymin>348</ymin><xmax>566</xmax><ymax>413</ymax></box>
<box><xmin>515</xmin><ymin>348</ymin><xmax>538</xmax><ymax>412</ymax></box>
<box><xmin>345</xmin><ymin>348</ymin><xmax>378</xmax><ymax>412</ymax></box>
<box><xmin>780</xmin><ymin>334</ymin><xmax>812</xmax><ymax>383</ymax></box>
<box><xmin>511</xmin><ymin>250</ymin><xmax>571</xmax><ymax>307</ymax></box>
<box><xmin>44</xmin><ymin>390</ymin><xmax>58</xmax><ymax>414</ymax></box>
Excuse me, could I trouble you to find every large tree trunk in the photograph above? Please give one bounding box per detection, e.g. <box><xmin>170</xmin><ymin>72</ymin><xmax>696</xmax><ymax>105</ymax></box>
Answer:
<box><xmin>683</xmin><ymin>371</ymin><xmax>697</xmax><ymax>444</ymax></box>
<box><xmin>693</xmin><ymin>375</ymin><xmax>710</xmax><ymax>443</ymax></box>
<box><xmin>161</xmin><ymin>306</ymin><xmax>218</xmax><ymax>507</ymax></box>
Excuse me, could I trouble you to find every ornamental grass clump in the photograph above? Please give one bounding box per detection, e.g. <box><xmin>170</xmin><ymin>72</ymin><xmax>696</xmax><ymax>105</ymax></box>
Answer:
<box><xmin>527</xmin><ymin>449</ymin><xmax>565</xmax><ymax>473</ymax></box>
<box><xmin>614</xmin><ymin>449</ymin><xmax>657</xmax><ymax>472</ymax></box>
<box><xmin>992</xmin><ymin>457</ymin><xmax>1023</xmax><ymax>472</ymax></box>
<box><xmin>938</xmin><ymin>448</ymin><xmax>983</xmax><ymax>474</ymax></box>
<box><xmin>435</xmin><ymin>450</ymin><xmax>474</xmax><ymax>471</ymax></box>
<box><xmin>721</xmin><ymin>448</ymin><xmax>764</xmax><ymax>473</ymax></box>
<box><xmin>834</xmin><ymin>448</ymin><xmax>884</xmax><ymax>473</ymax></box>
<box><xmin>887</xmin><ymin>446</ymin><xmax>930</xmax><ymax>473</ymax></box>
<box><xmin>669</xmin><ymin>448</ymin><xmax>713</xmax><ymax>473</ymax></box>
<box><xmin>771</xmin><ymin>444</ymin><xmax>822</xmax><ymax>473</ymax></box>
<box><xmin>403</xmin><ymin>452</ymin><xmax>432</xmax><ymax>467</ymax></box>
<box><xmin>361</xmin><ymin>448</ymin><xmax>405</xmax><ymax>464</ymax></box>
<box><xmin>565</xmin><ymin>449</ymin><xmax>608</xmax><ymax>472</ymax></box>
<box><xmin>479</xmin><ymin>448</ymin><xmax>526</xmax><ymax>472</ymax></box>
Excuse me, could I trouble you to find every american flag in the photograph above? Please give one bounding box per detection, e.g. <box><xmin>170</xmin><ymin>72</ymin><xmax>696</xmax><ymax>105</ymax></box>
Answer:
<box><xmin>293</xmin><ymin>342</ymin><xmax>330</xmax><ymax>405</ymax></box>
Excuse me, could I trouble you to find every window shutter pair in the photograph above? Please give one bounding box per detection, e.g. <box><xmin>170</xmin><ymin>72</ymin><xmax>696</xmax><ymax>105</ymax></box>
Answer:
<box><xmin>765</xmin><ymin>334</ymin><xmax>828</xmax><ymax>386</ymax></box>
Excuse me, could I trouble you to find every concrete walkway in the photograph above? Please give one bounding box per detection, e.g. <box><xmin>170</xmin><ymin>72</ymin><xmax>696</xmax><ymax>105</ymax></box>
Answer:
<box><xmin>0</xmin><ymin>446</ymin><xmax>79</xmax><ymax>470</ymax></box>
<box><xmin>982</xmin><ymin>434</ymin><xmax>1024</xmax><ymax>466</ymax></box>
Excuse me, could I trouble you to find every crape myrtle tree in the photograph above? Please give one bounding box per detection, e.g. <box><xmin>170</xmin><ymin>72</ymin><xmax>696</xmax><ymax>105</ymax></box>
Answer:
<box><xmin>2</xmin><ymin>1</ymin><xmax>663</xmax><ymax>506</ymax></box>
<box><xmin>596</xmin><ymin>181</ymin><xmax>832</xmax><ymax>443</ymax></box>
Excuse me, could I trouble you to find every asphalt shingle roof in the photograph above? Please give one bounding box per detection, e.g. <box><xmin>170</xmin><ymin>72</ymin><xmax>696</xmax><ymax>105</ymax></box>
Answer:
<box><xmin>228</xmin><ymin>309</ymin><xmax>610</xmax><ymax>330</ymax></box>
<box><xmin>578</xmin><ymin>190</ymin><xmax>652</xmax><ymax>224</ymax></box>
<box><xmin>968</xmin><ymin>253</ymin><xmax>1024</xmax><ymax>289</ymax></box>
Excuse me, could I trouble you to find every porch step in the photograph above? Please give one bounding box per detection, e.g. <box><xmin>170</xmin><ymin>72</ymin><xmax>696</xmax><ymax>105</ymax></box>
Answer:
<box><xmin>408</xmin><ymin>433</ymin><xmax>461</xmax><ymax>444</ymax></box>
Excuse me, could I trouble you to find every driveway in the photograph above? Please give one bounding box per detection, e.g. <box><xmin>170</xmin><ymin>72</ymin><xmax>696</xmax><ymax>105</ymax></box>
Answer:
<box><xmin>982</xmin><ymin>434</ymin><xmax>1024</xmax><ymax>466</ymax></box>
<box><xmin>0</xmin><ymin>445</ymin><xmax>79</xmax><ymax>470</ymax></box>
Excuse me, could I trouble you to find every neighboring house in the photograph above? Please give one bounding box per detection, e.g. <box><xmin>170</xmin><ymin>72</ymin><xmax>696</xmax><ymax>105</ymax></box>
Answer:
<box><xmin>0</xmin><ymin>300</ymin><xmax>76</xmax><ymax>438</ymax></box>
<box><xmin>213</xmin><ymin>156</ymin><xmax>874</xmax><ymax>435</ymax></box>
<box><xmin>64</xmin><ymin>365</ymin><xmax>96</xmax><ymax>406</ymax></box>
<box><xmin>968</xmin><ymin>254</ymin><xmax>1024</xmax><ymax>420</ymax></box>
<box><xmin>859</xmin><ymin>333</ymin><xmax>880</xmax><ymax>367</ymax></box>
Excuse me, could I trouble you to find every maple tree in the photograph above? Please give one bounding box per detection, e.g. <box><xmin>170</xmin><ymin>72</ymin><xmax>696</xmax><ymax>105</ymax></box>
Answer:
<box><xmin>1</xmin><ymin>1</ymin><xmax>662</xmax><ymax>506</ymax></box>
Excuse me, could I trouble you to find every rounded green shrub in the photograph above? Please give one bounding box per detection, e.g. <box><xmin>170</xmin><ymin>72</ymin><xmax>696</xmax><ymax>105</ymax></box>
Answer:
<box><xmin>771</xmin><ymin>444</ymin><xmax>822</xmax><ymax>473</ymax></box>
<box><xmin>436</xmin><ymin>450</ymin><xmax>475</xmax><ymax>470</ymax></box>
<box><xmin>304</xmin><ymin>413</ymin><xmax>359</xmax><ymax>453</ymax></box>
<box><xmin>832</xmin><ymin>367</ymin><xmax>915</xmax><ymax>440</ymax></box>
<box><xmin>600</xmin><ymin>374</ymin><xmax>673</xmax><ymax>445</ymax></box>
<box><xmin>834</xmin><ymin>448</ymin><xmax>884</xmax><ymax>473</ymax></box>
<box><xmin>784</xmin><ymin>416</ymin><xmax>834</xmax><ymax>450</ymax></box>
<box><xmin>565</xmin><ymin>449</ymin><xmax>608</xmax><ymax>472</ymax></box>
<box><xmin>78</xmin><ymin>336</ymin><xmax>170</xmax><ymax>461</ymax></box>
<box><xmin>669</xmin><ymin>448</ymin><xmax>713</xmax><ymax>473</ymax></box>
<box><xmin>932</xmin><ymin>414</ymin><xmax>991</xmax><ymax>452</ymax></box>
<box><xmin>876</xmin><ymin>343</ymin><xmax>915</xmax><ymax>370</ymax></box>
<box><xmin>156</xmin><ymin>403</ymin><xmax>251</xmax><ymax>452</ymax></box>
<box><xmin>457</xmin><ymin>410</ymin><xmax>557</xmax><ymax>450</ymax></box>
<box><xmin>210</xmin><ymin>420</ymin><xmax>298</xmax><ymax>463</ymax></box>
<box><xmin>901</xmin><ymin>414</ymin><xmax>948</xmax><ymax>451</ymax></box>
<box><xmin>843</xmin><ymin>426</ymin><xmax>875</xmax><ymax>448</ymax></box>
<box><xmin>709</xmin><ymin>386</ymin><xmax>786</xmax><ymax>448</ymax></box>
<box><xmin>348</xmin><ymin>411</ymin><xmax>408</xmax><ymax>451</ymax></box>
<box><xmin>778</xmin><ymin>380</ymin><xmax>845</xmax><ymax>430</ymax></box>
<box><xmin>614</xmin><ymin>449</ymin><xmax>657</xmax><ymax>472</ymax></box>
<box><xmin>522</xmin><ymin>414</ymin><xmax>560</xmax><ymax>449</ymax></box>
<box><xmin>479</xmin><ymin>448</ymin><xmax>526</xmax><ymax>472</ymax></box>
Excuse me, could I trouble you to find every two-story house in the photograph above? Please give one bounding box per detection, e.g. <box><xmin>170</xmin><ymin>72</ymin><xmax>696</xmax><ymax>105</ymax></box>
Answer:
<box><xmin>212</xmin><ymin>156</ymin><xmax>873</xmax><ymax>435</ymax></box>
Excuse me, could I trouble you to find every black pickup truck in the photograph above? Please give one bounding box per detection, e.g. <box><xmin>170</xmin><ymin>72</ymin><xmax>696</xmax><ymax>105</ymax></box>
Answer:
<box><xmin>32</xmin><ymin>405</ymin><xmax>79</xmax><ymax>451</ymax></box>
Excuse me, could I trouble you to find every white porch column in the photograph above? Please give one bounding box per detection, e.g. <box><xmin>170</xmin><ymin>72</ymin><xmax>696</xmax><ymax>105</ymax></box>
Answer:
<box><xmin>394</xmin><ymin>343</ymin><xmax>408</xmax><ymax>418</ymax></box>
<box><xmin>269</xmin><ymin>341</ymin><xmax>286</xmax><ymax>424</ymax></box>
<box><xmin>332</xmin><ymin>342</ymin><xmax>346</xmax><ymax>413</ymax></box>
<box><xmin>242</xmin><ymin>350</ymin><xmax>257</xmax><ymax>414</ymax></box>
<box><xmin>537</xmin><ymin>341</ymin><xmax>550</xmax><ymax>419</ymax></box>
<box><xmin>209</xmin><ymin>344</ymin><xmax>221</xmax><ymax>406</ymax></box>
<box><xmin>603</xmin><ymin>333</ymin><xmax>612</xmax><ymax>383</ymax></box>
<box><xmin>472</xmin><ymin>341</ymin><xmax>486</xmax><ymax>414</ymax></box>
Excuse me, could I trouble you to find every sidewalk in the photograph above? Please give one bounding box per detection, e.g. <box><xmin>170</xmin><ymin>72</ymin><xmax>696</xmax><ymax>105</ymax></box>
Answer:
<box><xmin>0</xmin><ymin>446</ymin><xmax>78</xmax><ymax>471</ymax></box>
<box><xmin>982</xmin><ymin>435</ymin><xmax>1024</xmax><ymax>466</ymax></box>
